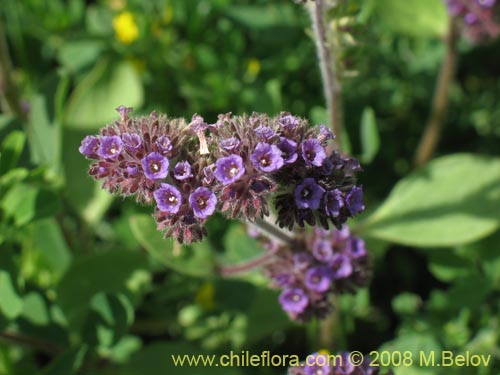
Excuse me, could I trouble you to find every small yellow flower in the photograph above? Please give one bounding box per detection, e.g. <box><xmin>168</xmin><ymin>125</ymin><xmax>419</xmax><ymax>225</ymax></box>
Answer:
<box><xmin>318</xmin><ymin>348</ymin><xmax>331</xmax><ymax>356</ymax></box>
<box><xmin>246</xmin><ymin>58</ymin><xmax>261</xmax><ymax>77</ymax></box>
<box><xmin>113</xmin><ymin>11</ymin><xmax>139</xmax><ymax>44</ymax></box>
<box><xmin>195</xmin><ymin>282</ymin><xmax>216</xmax><ymax>311</ymax></box>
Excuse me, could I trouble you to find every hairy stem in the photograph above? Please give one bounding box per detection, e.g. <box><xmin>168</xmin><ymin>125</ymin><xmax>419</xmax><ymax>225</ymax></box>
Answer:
<box><xmin>414</xmin><ymin>19</ymin><xmax>458</xmax><ymax>168</ymax></box>
<box><xmin>308</xmin><ymin>0</ymin><xmax>344</xmax><ymax>151</ymax></box>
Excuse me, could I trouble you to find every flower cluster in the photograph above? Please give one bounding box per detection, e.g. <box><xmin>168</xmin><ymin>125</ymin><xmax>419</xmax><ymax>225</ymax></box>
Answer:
<box><xmin>444</xmin><ymin>0</ymin><xmax>500</xmax><ymax>41</ymax></box>
<box><xmin>79</xmin><ymin>108</ymin><xmax>364</xmax><ymax>243</ymax></box>
<box><xmin>288</xmin><ymin>352</ymin><xmax>383</xmax><ymax>375</ymax></box>
<box><xmin>258</xmin><ymin>226</ymin><xmax>371</xmax><ymax>322</ymax></box>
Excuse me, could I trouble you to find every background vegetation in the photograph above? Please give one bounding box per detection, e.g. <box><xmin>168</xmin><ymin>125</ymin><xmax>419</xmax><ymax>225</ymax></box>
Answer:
<box><xmin>0</xmin><ymin>0</ymin><xmax>499</xmax><ymax>374</ymax></box>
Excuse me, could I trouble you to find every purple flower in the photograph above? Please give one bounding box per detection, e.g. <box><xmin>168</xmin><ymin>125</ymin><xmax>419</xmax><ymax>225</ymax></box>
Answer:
<box><xmin>301</xmin><ymin>139</ymin><xmax>327</xmax><ymax>167</ymax></box>
<box><xmin>312</xmin><ymin>240</ymin><xmax>334</xmax><ymax>263</ymax></box>
<box><xmin>189</xmin><ymin>187</ymin><xmax>217</xmax><ymax>219</ymax></box>
<box><xmin>294</xmin><ymin>178</ymin><xmax>325</xmax><ymax>210</ymax></box>
<box><xmin>273</xmin><ymin>273</ymin><xmax>295</xmax><ymax>287</ymax></box>
<box><xmin>279</xmin><ymin>288</ymin><xmax>309</xmax><ymax>314</ymax></box>
<box><xmin>126</xmin><ymin>165</ymin><xmax>138</xmax><ymax>177</ymax></box>
<box><xmin>97</xmin><ymin>135</ymin><xmax>122</xmax><ymax>159</ymax></box>
<box><xmin>79</xmin><ymin>136</ymin><xmax>99</xmax><ymax>157</ymax></box>
<box><xmin>305</xmin><ymin>267</ymin><xmax>331</xmax><ymax>293</ymax></box>
<box><xmin>304</xmin><ymin>353</ymin><xmax>331</xmax><ymax>375</ymax></box>
<box><xmin>329</xmin><ymin>254</ymin><xmax>353</xmax><ymax>280</ymax></box>
<box><xmin>156</xmin><ymin>135</ymin><xmax>173</xmax><ymax>153</ymax></box>
<box><xmin>465</xmin><ymin>12</ymin><xmax>478</xmax><ymax>24</ymax></box>
<box><xmin>215</xmin><ymin>155</ymin><xmax>245</xmax><ymax>185</ymax></box>
<box><xmin>348</xmin><ymin>238</ymin><xmax>367</xmax><ymax>259</ymax></box>
<box><xmin>477</xmin><ymin>0</ymin><xmax>496</xmax><ymax>7</ymax></box>
<box><xmin>173</xmin><ymin>161</ymin><xmax>193</xmax><ymax>180</ymax></box>
<box><xmin>254</xmin><ymin>125</ymin><xmax>275</xmax><ymax>141</ymax></box>
<box><xmin>141</xmin><ymin>152</ymin><xmax>169</xmax><ymax>180</ymax></box>
<box><xmin>346</xmin><ymin>186</ymin><xmax>364</xmax><ymax>215</ymax></box>
<box><xmin>203</xmin><ymin>164</ymin><xmax>217</xmax><ymax>185</ymax></box>
<box><xmin>122</xmin><ymin>133</ymin><xmax>142</xmax><ymax>151</ymax></box>
<box><xmin>318</xmin><ymin>125</ymin><xmax>334</xmax><ymax>142</ymax></box>
<box><xmin>334</xmin><ymin>352</ymin><xmax>355</xmax><ymax>375</ymax></box>
<box><xmin>219</xmin><ymin>137</ymin><xmax>241</xmax><ymax>151</ymax></box>
<box><xmin>116</xmin><ymin>105</ymin><xmax>133</xmax><ymax>120</ymax></box>
<box><xmin>293</xmin><ymin>252</ymin><xmax>313</xmax><ymax>271</ymax></box>
<box><xmin>154</xmin><ymin>183</ymin><xmax>182</xmax><ymax>214</ymax></box>
<box><xmin>279</xmin><ymin>114</ymin><xmax>300</xmax><ymax>130</ymax></box>
<box><xmin>325</xmin><ymin>189</ymin><xmax>344</xmax><ymax>217</ymax></box>
<box><xmin>277</xmin><ymin>137</ymin><xmax>298</xmax><ymax>164</ymax></box>
<box><xmin>251</xmin><ymin>143</ymin><xmax>284</xmax><ymax>173</ymax></box>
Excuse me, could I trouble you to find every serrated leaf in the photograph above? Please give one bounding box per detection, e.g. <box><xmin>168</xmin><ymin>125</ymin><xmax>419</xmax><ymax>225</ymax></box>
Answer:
<box><xmin>129</xmin><ymin>214</ymin><xmax>216</xmax><ymax>278</ymax></box>
<box><xmin>65</xmin><ymin>59</ymin><xmax>143</xmax><ymax>130</ymax></box>
<box><xmin>360</xmin><ymin>154</ymin><xmax>500</xmax><ymax>247</ymax></box>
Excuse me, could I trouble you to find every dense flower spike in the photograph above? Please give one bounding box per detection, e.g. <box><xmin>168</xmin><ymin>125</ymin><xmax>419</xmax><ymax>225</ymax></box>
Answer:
<box><xmin>443</xmin><ymin>0</ymin><xmax>500</xmax><ymax>40</ymax></box>
<box><xmin>259</xmin><ymin>226</ymin><xmax>371</xmax><ymax>322</ymax></box>
<box><xmin>79</xmin><ymin>108</ymin><xmax>364</xmax><ymax>243</ymax></box>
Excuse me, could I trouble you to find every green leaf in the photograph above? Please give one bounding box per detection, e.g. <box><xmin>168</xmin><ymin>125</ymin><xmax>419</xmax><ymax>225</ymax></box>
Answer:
<box><xmin>221</xmin><ymin>224</ymin><xmax>263</xmax><ymax>266</ymax></box>
<box><xmin>392</xmin><ymin>292</ymin><xmax>421</xmax><ymax>316</ymax></box>
<box><xmin>56</xmin><ymin>250</ymin><xmax>148</xmax><ymax>330</ymax></box>
<box><xmin>360</xmin><ymin>107</ymin><xmax>380</xmax><ymax>164</ymax></box>
<box><xmin>58</xmin><ymin>40</ymin><xmax>105</xmax><ymax>72</ymax></box>
<box><xmin>0</xmin><ymin>270</ymin><xmax>23</xmax><ymax>320</ymax></box>
<box><xmin>129</xmin><ymin>214</ymin><xmax>216</xmax><ymax>278</ymax></box>
<box><xmin>65</xmin><ymin>59</ymin><xmax>144</xmax><ymax>130</ymax></box>
<box><xmin>370</xmin><ymin>0</ymin><xmax>448</xmax><ymax>38</ymax></box>
<box><xmin>0</xmin><ymin>131</ymin><xmax>26</xmax><ymax>174</ymax></box>
<box><xmin>22</xmin><ymin>292</ymin><xmax>50</xmax><ymax>326</ymax></box>
<box><xmin>41</xmin><ymin>346</ymin><xmax>87</xmax><ymax>375</ymax></box>
<box><xmin>360</xmin><ymin>154</ymin><xmax>500</xmax><ymax>247</ymax></box>
<box><xmin>225</xmin><ymin>4</ymin><xmax>298</xmax><ymax>30</ymax></box>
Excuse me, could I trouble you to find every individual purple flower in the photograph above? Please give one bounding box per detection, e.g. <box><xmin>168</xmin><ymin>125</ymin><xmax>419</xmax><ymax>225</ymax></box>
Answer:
<box><xmin>122</xmin><ymin>133</ymin><xmax>142</xmax><ymax>151</ymax></box>
<box><xmin>173</xmin><ymin>161</ymin><xmax>193</xmax><ymax>180</ymax></box>
<box><xmin>477</xmin><ymin>0</ymin><xmax>496</xmax><ymax>7</ymax></box>
<box><xmin>279</xmin><ymin>114</ymin><xmax>300</xmax><ymax>130</ymax></box>
<box><xmin>254</xmin><ymin>125</ymin><xmax>276</xmax><ymax>141</ymax></box>
<box><xmin>346</xmin><ymin>186</ymin><xmax>364</xmax><ymax>215</ymax></box>
<box><xmin>273</xmin><ymin>273</ymin><xmax>295</xmax><ymax>287</ymax></box>
<box><xmin>156</xmin><ymin>135</ymin><xmax>173</xmax><ymax>153</ymax></box>
<box><xmin>329</xmin><ymin>254</ymin><xmax>353</xmax><ymax>280</ymax></box>
<box><xmin>304</xmin><ymin>353</ymin><xmax>331</xmax><ymax>375</ymax></box>
<box><xmin>97</xmin><ymin>135</ymin><xmax>122</xmax><ymax>159</ymax></box>
<box><xmin>215</xmin><ymin>155</ymin><xmax>245</xmax><ymax>185</ymax></box>
<box><xmin>189</xmin><ymin>187</ymin><xmax>217</xmax><ymax>219</ymax></box>
<box><xmin>251</xmin><ymin>143</ymin><xmax>284</xmax><ymax>172</ymax></box>
<box><xmin>312</xmin><ymin>240</ymin><xmax>334</xmax><ymax>262</ymax></box>
<box><xmin>141</xmin><ymin>152</ymin><xmax>169</xmax><ymax>180</ymax></box>
<box><xmin>126</xmin><ymin>165</ymin><xmax>138</xmax><ymax>177</ymax></box>
<box><xmin>220</xmin><ymin>137</ymin><xmax>241</xmax><ymax>151</ymax></box>
<box><xmin>301</xmin><ymin>139</ymin><xmax>327</xmax><ymax>167</ymax></box>
<box><xmin>79</xmin><ymin>136</ymin><xmax>99</xmax><ymax>158</ymax></box>
<box><xmin>277</xmin><ymin>137</ymin><xmax>298</xmax><ymax>164</ymax></box>
<box><xmin>279</xmin><ymin>288</ymin><xmax>309</xmax><ymax>314</ymax></box>
<box><xmin>294</xmin><ymin>178</ymin><xmax>325</xmax><ymax>210</ymax></box>
<box><xmin>318</xmin><ymin>124</ymin><xmax>334</xmax><ymax>142</ymax></box>
<box><xmin>324</xmin><ymin>189</ymin><xmax>344</xmax><ymax>217</ymax></box>
<box><xmin>293</xmin><ymin>252</ymin><xmax>313</xmax><ymax>270</ymax></box>
<box><xmin>154</xmin><ymin>183</ymin><xmax>182</xmax><ymax>214</ymax></box>
<box><xmin>305</xmin><ymin>267</ymin><xmax>331</xmax><ymax>293</ymax></box>
<box><xmin>203</xmin><ymin>164</ymin><xmax>217</xmax><ymax>185</ymax></box>
<box><xmin>348</xmin><ymin>238</ymin><xmax>367</xmax><ymax>259</ymax></box>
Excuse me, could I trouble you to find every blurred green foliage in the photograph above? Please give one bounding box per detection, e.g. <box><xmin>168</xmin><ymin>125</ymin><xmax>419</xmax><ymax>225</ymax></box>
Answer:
<box><xmin>0</xmin><ymin>0</ymin><xmax>499</xmax><ymax>374</ymax></box>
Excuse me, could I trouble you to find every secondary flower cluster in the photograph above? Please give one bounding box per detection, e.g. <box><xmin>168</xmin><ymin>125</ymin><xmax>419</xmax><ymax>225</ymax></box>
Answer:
<box><xmin>444</xmin><ymin>0</ymin><xmax>500</xmax><ymax>40</ymax></box>
<box><xmin>258</xmin><ymin>226</ymin><xmax>371</xmax><ymax>322</ymax></box>
<box><xmin>79</xmin><ymin>107</ymin><xmax>364</xmax><ymax>243</ymax></box>
<box><xmin>288</xmin><ymin>352</ymin><xmax>382</xmax><ymax>375</ymax></box>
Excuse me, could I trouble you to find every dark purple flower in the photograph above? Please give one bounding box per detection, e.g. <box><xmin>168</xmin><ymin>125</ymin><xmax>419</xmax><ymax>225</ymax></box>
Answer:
<box><xmin>319</xmin><ymin>157</ymin><xmax>334</xmax><ymax>175</ymax></box>
<box><xmin>215</xmin><ymin>155</ymin><xmax>245</xmax><ymax>185</ymax></box>
<box><xmin>273</xmin><ymin>273</ymin><xmax>295</xmax><ymax>287</ymax></box>
<box><xmin>173</xmin><ymin>161</ymin><xmax>193</xmax><ymax>180</ymax></box>
<box><xmin>325</xmin><ymin>189</ymin><xmax>344</xmax><ymax>217</ymax></box>
<box><xmin>279</xmin><ymin>288</ymin><xmax>309</xmax><ymax>314</ymax></box>
<box><xmin>79</xmin><ymin>136</ymin><xmax>99</xmax><ymax>157</ymax></box>
<box><xmin>346</xmin><ymin>186</ymin><xmax>364</xmax><ymax>215</ymax></box>
<box><xmin>254</xmin><ymin>125</ymin><xmax>276</xmax><ymax>141</ymax></box>
<box><xmin>97</xmin><ymin>135</ymin><xmax>122</xmax><ymax>159</ymax></box>
<box><xmin>279</xmin><ymin>114</ymin><xmax>300</xmax><ymax>130</ymax></box>
<box><xmin>156</xmin><ymin>135</ymin><xmax>173</xmax><ymax>153</ymax></box>
<box><xmin>251</xmin><ymin>143</ymin><xmax>284</xmax><ymax>172</ymax></box>
<box><xmin>122</xmin><ymin>133</ymin><xmax>142</xmax><ymax>151</ymax></box>
<box><xmin>219</xmin><ymin>137</ymin><xmax>241</xmax><ymax>151</ymax></box>
<box><xmin>329</xmin><ymin>254</ymin><xmax>353</xmax><ymax>280</ymax></box>
<box><xmin>189</xmin><ymin>187</ymin><xmax>217</xmax><ymax>219</ymax></box>
<box><xmin>318</xmin><ymin>125</ymin><xmax>334</xmax><ymax>142</ymax></box>
<box><xmin>348</xmin><ymin>238</ymin><xmax>367</xmax><ymax>259</ymax></box>
<box><xmin>305</xmin><ymin>267</ymin><xmax>331</xmax><ymax>292</ymax></box>
<box><xmin>301</xmin><ymin>139</ymin><xmax>327</xmax><ymax>167</ymax></box>
<box><xmin>141</xmin><ymin>152</ymin><xmax>169</xmax><ymax>180</ymax></box>
<box><xmin>154</xmin><ymin>183</ymin><xmax>182</xmax><ymax>214</ymax></box>
<box><xmin>304</xmin><ymin>353</ymin><xmax>331</xmax><ymax>375</ymax></box>
<box><xmin>203</xmin><ymin>164</ymin><xmax>217</xmax><ymax>185</ymax></box>
<box><xmin>277</xmin><ymin>137</ymin><xmax>298</xmax><ymax>164</ymax></box>
<box><xmin>294</xmin><ymin>178</ymin><xmax>325</xmax><ymax>210</ymax></box>
<box><xmin>312</xmin><ymin>240</ymin><xmax>334</xmax><ymax>263</ymax></box>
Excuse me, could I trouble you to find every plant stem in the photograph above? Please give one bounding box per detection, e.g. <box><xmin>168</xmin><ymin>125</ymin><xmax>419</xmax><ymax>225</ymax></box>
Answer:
<box><xmin>217</xmin><ymin>246</ymin><xmax>279</xmax><ymax>276</ymax></box>
<box><xmin>308</xmin><ymin>0</ymin><xmax>344</xmax><ymax>151</ymax></box>
<box><xmin>414</xmin><ymin>19</ymin><xmax>458</xmax><ymax>168</ymax></box>
<box><xmin>0</xmin><ymin>331</ymin><xmax>62</xmax><ymax>355</ymax></box>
